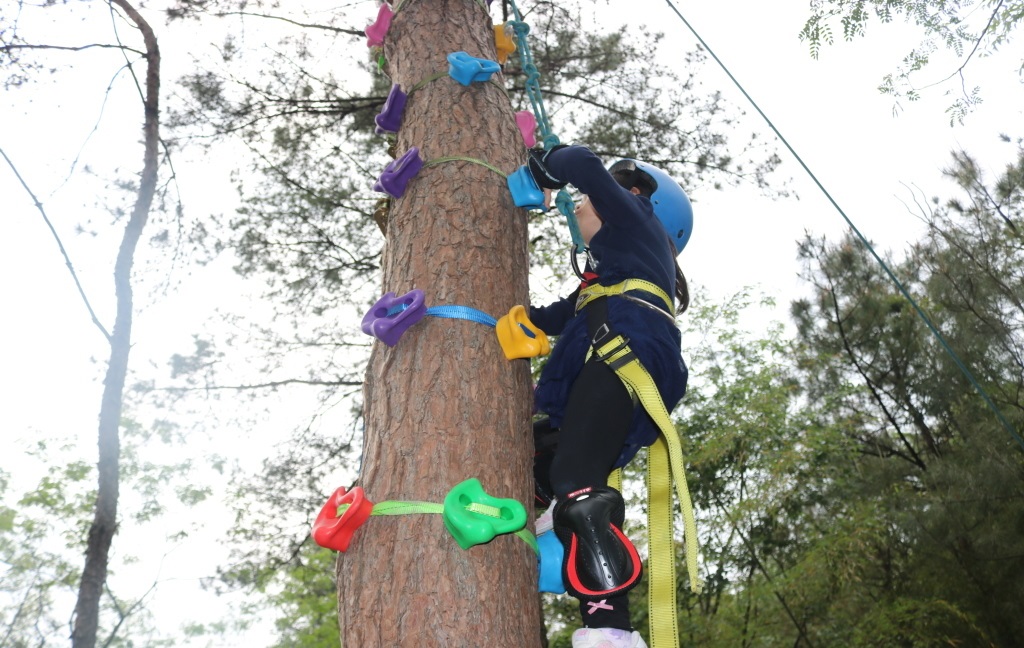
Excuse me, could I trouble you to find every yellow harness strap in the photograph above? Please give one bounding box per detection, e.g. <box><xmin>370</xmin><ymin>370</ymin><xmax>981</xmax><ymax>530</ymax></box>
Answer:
<box><xmin>576</xmin><ymin>278</ymin><xmax>673</xmax><ymax>314</ymax></box>
<box><xmin>580</xmin><ymin>280</ymin><xmax>702</xmax><ymax>648</ymax></box>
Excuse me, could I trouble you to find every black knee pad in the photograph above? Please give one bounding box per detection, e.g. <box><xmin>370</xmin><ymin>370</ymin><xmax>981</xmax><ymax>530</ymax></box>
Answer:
<box><xmin>553</xmin><ymin>486</ymin><xmax>642</xmax><ymax>600</ymax></box>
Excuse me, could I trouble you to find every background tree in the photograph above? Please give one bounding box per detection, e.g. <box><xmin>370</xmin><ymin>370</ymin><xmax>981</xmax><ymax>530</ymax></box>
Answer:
<box><xmin>68</xmin><ymin>4</ymin><xmax>161</xmax><ymax>645</ymax></box>
<box><xmin>786</xmin><ymin>138</ymin><xmax>1024</xmax><ymax>645</ymax></box>
<box><xmin>0</xmin><ymin>1</ymin><xmax>191</xmax><ymax>644</ymax></box>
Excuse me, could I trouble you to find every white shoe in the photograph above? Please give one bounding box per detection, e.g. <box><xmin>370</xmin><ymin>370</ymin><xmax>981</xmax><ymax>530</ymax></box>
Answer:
<box><xmin>536</xmin><ymin>498</ymin><xmax>556</xmax><ymax>535</ymax></box>
<box><xmin>571</xmin><ymin>627</ymin><xmax>647</xmax><ymax>648</ymax></box>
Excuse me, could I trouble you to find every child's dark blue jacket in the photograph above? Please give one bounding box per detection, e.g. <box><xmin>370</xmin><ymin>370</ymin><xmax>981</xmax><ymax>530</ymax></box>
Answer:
<box><xmin>528</xmin><ymin>146</ymin><xmax>688</xmax><ymax>467</ymax></box>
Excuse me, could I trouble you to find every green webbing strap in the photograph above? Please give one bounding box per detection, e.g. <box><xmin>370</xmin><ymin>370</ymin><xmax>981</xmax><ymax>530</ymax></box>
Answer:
<box><xmin>423</xmin><ymin>155</ymin><xmax>507</xmax><ymax>178</ymax></box>
<box><xmin>408</xmin><ymin>72</ymin><xmax>507</xmax><ymax>97</ymax></box>
<box><xmin>337</xmin><ymin>501</ymin><xmax>539</xmax><ymax>554</ymax></box>
<box><xmin>409</xmin><ymin>71</ymin><xmax>448</xmax><ymax>93</ymax></box>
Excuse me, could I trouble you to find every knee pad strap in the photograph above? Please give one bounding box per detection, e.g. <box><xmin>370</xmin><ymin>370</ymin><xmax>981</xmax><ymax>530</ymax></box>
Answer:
<box><xmin>553</xmin><ymin>486</ymin><xmax>642</xmax><ymax>600</ymax></box>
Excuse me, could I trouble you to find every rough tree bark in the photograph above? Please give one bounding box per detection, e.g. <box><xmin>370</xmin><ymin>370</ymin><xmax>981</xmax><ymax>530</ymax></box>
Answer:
<box><xmin>71</xmin><ymin>2</ymin><xmax>160</xmax><ymax>646</ymax></box>
<box><xmin>336</xmin><ymin>0</ymin><xmax>540</xmax><ymax>645</ymax></box>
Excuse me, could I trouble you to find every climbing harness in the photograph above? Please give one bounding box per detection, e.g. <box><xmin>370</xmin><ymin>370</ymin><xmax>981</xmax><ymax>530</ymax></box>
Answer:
<box><xmin>581</xmin><ymin>280</ymin><xmax>702</xmax><ymax>646</ymax></box>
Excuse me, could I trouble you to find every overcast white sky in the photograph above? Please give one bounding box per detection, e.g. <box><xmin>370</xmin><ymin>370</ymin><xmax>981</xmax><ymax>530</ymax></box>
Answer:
<box><xmin>1</xmin><ymin>0</ymin><xmax>1022</xmax><ymax>644</ymax></box>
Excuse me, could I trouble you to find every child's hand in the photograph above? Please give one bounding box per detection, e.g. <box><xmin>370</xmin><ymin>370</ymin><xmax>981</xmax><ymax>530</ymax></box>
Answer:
<box><xmin>543</xmin><ymin>188</ymin><xmax>552</xmax><ymax>210</ymax></box>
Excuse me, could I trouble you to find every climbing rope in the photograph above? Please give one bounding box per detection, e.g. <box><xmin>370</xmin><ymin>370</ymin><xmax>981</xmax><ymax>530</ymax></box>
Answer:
<box><xmin>506</xmin><ymin>0</ymin><xmax>588</xmax><ymax>254</ymax></box>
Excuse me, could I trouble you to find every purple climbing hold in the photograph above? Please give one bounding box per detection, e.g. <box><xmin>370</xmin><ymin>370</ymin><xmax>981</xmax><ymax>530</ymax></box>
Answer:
<box><xmin>361</xmin><ymin>289</ymin><xmax>427</xmax><ymax>347</ymax></box>
<box><xmin>373</xmin><ymin>147</ymin><xmax>424</xmax><ymax>198</ymax></box>
<box><xmin>375</xmin><ymin>84</ymin><xmax>408</xmax><ymax>135</ymax></box>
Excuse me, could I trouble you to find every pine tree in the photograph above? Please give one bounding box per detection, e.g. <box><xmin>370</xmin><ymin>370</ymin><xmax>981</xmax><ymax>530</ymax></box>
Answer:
<box><xmin>334</xmin><ymin>0</ymin><xmax>539</xmax><ymax>644</ymax></box>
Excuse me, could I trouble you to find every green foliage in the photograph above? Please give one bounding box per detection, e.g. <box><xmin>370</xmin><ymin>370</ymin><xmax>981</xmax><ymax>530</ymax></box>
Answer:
<box><xmin>0</xmin><ymin>464</ymin><xmax>85</xmax><ymax>646</ymax></box>
<box><xmin>266</xmin><ymin>543</ymin><xmax>341</xmax><ymax>648</ymax></box>
<box><xmin>799</xmin><ymin>0</ymin><xmax>1024</xmax><ymax>120</ymax></box>
<box><xmin>784</xmin><ymin>138</ymin><xmax>1024</xmax><ymax>645</ymax></box>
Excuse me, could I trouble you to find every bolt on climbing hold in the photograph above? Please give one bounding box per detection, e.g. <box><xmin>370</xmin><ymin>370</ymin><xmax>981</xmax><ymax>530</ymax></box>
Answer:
<box><xmin>447</xmin><ymin>51</ymin><xmax>501</xmax><ymax>86</ymax></box>
<box><xmin>494</xmin><ymin>24</ymin><xmax>517</xmax><ymax>65</ymax></box>
<box><xmin>443</xmin><ymin>478</ymin><xmax>527</xmax><ymax>550</ymax></box>
<box><xmin>361</xmin><ymin>289</ymin><xmax>427</xmax><ymax>347</ymax></box>
<box><xmin>515</xmin><ymin>110</ymin><xmax>537</xmax><ymax>148</ymax></box>
<box><xmin>537</xmin><ymin>530</ymin><xmax>567</xmax><ymax>594</ymax></box>
<box><xmin>311</xmin><ymin>486</ymin><xmax>375</xmax><ymax>552</ymax></box>
<box><xmin>507</xmin><ymin>165</ymin><xmax>546</xmax><ymax>211</ymax></box>
<box><xmin>373</xmin><ymin>147</ymin><xmax>424</xmax><ymax>198</ymax></box>
<box><xmin>496</xmin><ymin>305</ymin><xmax>550</xmax><ymax>359</ymax></box>
<box><xmin>375</xmin><ymin>84</ymin><xmax>408</xmax><ymax>135</ymax></box>
<box><xmin>365</xmin><ymin>3</ymin><xmax>393</xmax><ymax>48</ymax></box>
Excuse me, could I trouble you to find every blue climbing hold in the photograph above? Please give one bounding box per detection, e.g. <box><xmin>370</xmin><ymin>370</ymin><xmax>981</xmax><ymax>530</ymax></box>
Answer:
<box><xmin>507</xmin><ymin>165</ymin><xmax>545</xmax><ymax>210</ymax></box>
<box><xmin>447</xmin><ymin>51</ymin><xmax>501</xmax><ymax>86</ymax></box>
<box><xmin>537</xmin><ymin>531</ymin><xmax>566</xmax><ymax>594</ymax></box>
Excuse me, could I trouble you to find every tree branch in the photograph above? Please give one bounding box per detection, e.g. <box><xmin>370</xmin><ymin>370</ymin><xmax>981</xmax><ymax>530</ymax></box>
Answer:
<box><xmin>0</xmin><ymin>43</ymin><xmax>145</xmax><ymax>56</ymax></box>
<box><xmin>0</xmin><ymin>146</ymin><xmax>112</xmax><ymax>341</ymax></box>
<box><xmin>149</xmin><ymin>378</ymin><xmax>364</xmax><ymax>392</ymax></box>
<box><xmin>205</xmin><ymin>11</ymin><xmax>364</xmax><ymax>36</ymax></box>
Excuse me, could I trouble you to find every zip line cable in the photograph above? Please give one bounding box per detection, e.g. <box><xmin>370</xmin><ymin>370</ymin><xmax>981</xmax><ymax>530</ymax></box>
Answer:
<box><xmin>659</xmin><ymin>0</ymin><xmax>1023</xmax><ymax>450</ymax></box>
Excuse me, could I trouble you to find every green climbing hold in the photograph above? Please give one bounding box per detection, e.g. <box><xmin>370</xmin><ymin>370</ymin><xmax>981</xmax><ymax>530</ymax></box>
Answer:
<box><xmin>443</xmin><ymin>478</ymin><xmax>527</xmax><ymax>550</ymax></box>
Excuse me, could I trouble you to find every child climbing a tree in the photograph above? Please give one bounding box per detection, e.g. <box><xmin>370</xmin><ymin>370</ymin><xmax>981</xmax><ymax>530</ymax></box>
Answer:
<box><xmin>523</xmin><ymin>144</ymin><xmax>692</xmax><ymax>648</ymax></box>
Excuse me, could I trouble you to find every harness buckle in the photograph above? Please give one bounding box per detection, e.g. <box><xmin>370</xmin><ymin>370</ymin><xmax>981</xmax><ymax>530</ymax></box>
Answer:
<box><xmin>592</xmin><ymin>331</ymin><xmax>633</xmax><ymax>366</ymax></box>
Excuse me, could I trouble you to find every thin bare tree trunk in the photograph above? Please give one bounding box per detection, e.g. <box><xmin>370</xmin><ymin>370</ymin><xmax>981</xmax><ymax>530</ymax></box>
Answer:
<box><xmin>337</xmin><ymin>0</ymin><xmax>539</xmax><ymax>645</ymax></box>
<box><xmin>71</xmin><ymin>2</ymin><xmax>159</xmax><ymax>646</ymax></box>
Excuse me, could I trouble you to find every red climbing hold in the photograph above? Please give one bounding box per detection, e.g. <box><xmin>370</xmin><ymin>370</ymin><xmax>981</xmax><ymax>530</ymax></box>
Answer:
<box><xmin>311</xmin><ymin>486</ymin><xmax>375</xmax><ymax>552</ymax></box>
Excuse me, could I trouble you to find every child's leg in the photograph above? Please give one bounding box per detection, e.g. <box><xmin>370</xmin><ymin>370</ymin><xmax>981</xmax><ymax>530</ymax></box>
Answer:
<box><xmin>549</xmin><ymin>358</ymin><xmax>636</xmax><ymax>631</ymax></box>
<box><xmin>549</xmin><ymin>359</ymin><xmax>632</xmax><ymax>495</ymax></box>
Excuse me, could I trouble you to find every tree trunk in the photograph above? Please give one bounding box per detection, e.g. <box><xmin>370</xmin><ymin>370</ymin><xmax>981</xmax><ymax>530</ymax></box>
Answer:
<box><xmin>337</xmin><ymin>0</ymin><xmax>539</xmax><ymax>646</ymax></box>
<box><xmin>71</xmin><ymin>3</ymin><xmax>159</xmax><ymax>646</ymax></box>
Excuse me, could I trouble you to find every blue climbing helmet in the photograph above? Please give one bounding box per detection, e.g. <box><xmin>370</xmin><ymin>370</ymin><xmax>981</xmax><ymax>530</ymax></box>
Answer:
<box><xmin>608</xmin><ymin>159</ymin><xmax>693</xmax><ymax>254</ymax></box>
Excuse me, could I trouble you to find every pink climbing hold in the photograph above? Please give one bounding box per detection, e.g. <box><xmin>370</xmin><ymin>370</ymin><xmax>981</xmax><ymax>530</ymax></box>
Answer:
<box><xmin>365</xmin><ymin>3</ymin><xmax>393</xmax><ymax>48</ymax></box>
<box><xmin>515</xmin><ymin>111</ymin><xmax>537</xmax><ymax>148</ymax></box>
